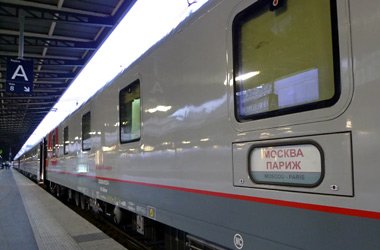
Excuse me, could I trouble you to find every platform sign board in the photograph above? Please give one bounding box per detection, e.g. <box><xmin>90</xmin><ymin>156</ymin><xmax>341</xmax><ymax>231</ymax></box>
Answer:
<box><xmin>6</xmin><ymin>58</ymin><xmax>33</xmax><ymax>93</ymax></box>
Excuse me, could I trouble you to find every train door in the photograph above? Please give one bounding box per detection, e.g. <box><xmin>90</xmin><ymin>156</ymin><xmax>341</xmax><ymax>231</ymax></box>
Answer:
<box><xmin>230</xmin><ymin>0</ymin><xmax>353</xmax><ymax>196</ymax></box>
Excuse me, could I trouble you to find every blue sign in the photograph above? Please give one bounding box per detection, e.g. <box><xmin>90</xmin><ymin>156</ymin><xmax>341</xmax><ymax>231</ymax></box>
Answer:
<box><xmin>6</xmin><ymin>58</ymin><xmax>33</xmax><ymax>93</ymax></box>
<box><xmin>6</xmin><ymin>82</ymin><xmax>32</xmax><ymax>93</ymax></box>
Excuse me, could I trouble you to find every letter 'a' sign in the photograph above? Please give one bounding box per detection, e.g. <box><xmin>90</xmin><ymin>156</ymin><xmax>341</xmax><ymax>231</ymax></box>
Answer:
<box><xmin>6</xmin><ymin>58</ymin><xmax>34</xmax><ymax>93</ymax></box>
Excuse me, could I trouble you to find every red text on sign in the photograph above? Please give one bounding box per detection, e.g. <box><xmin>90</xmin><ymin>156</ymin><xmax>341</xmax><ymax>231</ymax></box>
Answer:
<box><xmin>266</xmin><ymin>161</ymin><xmax>301</xmax><ymax>170</ymax></box>
<box><xmin>264</xmin><ymin>148</ymin><xmax>304</xmax><ymax>158</ymax></box>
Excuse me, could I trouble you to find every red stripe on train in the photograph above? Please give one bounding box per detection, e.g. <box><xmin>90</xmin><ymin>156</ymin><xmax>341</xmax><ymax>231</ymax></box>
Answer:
<box><xmin>47</xmin><ymin>169</ymin><xmax>380</xmax><ymax>220</ymax></box>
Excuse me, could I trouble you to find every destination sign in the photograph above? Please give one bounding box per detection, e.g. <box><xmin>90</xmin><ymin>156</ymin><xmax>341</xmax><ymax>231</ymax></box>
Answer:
<box><xmin>250</xmin><ymin>144</ymin><xmax>323</xmax><ymax>186</ymax></box>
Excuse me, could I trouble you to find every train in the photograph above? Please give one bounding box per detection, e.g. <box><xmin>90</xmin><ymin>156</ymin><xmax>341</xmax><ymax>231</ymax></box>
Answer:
<box><xmin>15</xmin><ymin>0</ymin><xmax>380</xmax><ymax>249</ymax></box>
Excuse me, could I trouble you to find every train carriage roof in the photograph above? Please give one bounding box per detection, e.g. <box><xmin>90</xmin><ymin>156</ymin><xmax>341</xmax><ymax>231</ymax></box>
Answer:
<box><xmin>0</xmin><ymin>0</ymin><xmax>137</xmax><ymax>158</ymax></box>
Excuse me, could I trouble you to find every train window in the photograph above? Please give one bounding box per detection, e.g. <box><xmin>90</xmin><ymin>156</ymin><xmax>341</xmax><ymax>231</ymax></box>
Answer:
<box><xmin>52</xmin><ymin>129</ymin><xmax>57</xmax><ymax>157</ymax></box>
<box><xmin>64</xmin><ymin>126</ymin><xmax>69</xmax><ymax>155</ymax></box>
<box><xmin>119</xmin><ymin>80</ymin><xmax>141</xmax><ymax>143</ymax></box>
<box><xmin>233</xmin><ymin>0</ymin><xmax>340</xmax><ymax>121</ymax></box>
<box><xmin>82</xmin><ymin>112</ymin><xmax>91</xmax><ymax>151</ymax></box>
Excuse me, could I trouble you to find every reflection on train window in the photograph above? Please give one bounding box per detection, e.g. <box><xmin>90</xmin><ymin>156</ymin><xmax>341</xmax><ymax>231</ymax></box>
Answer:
<box><xmin>82</xmin><ymin>111</ymin><xmax>91</xmax><ymax>151</ymax></box>
<box><xmin>64</xmin><ymin>126</ymin><xmax>69</xmax><ymax>155</ymax></box>
<box><xmin>233</xmin><ymin>0</ymin><xmax>340</xmax><ymax>121</ymax></box>
<box><xmin>119</xmin><ymin>80</ymin><xmax>141</xmax><ymax>143</ymax></box>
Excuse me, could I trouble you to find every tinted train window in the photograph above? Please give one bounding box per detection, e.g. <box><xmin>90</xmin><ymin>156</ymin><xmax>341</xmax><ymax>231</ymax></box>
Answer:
<box><xmin>233</xmin><ymin>0</ymin><xmax>340</xmax><ymax>121</ymax></box>
<box><xmin>119</xmin><ymin>80</ymin><xmax>141</xmax><ymax>143</ymax></box>
<box><xmin>64</xmin><ymin>126</ymin><xmax>69</xmax><ymax>155</ymax></box>
<box><xmin>82</xmin><ymin>112</ymin><xmax>91</xmax><ymax>151</ymax></box>
<box><xmin>52</xmin><ymin>129</ymin><xmax>57</xmax><ymax>157</ymax></box>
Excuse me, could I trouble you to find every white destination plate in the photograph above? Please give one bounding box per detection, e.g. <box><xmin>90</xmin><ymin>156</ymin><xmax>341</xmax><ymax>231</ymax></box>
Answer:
<box><xmin>250</xmin><ymin>143</ymin><xmax>323</xmax><ymax>186</ymax></box>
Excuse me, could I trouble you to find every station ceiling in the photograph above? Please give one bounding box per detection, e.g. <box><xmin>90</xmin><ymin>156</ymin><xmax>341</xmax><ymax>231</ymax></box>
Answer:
<box><xmin>0</xmin><ymin>0</ymin><xmax>136</xmax><ymax>159</ymax></box>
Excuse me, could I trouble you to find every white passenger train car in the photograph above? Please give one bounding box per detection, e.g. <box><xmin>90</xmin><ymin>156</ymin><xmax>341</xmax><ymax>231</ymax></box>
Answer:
<box><xmin>19</xmin><ymin>0</ymin><xmax>380</xmax><ymax>249</ymax></box>
<box><xmin>17</xmin><ymin>143</ymin><xmax>42</xmax><ymax>182</ymax></box>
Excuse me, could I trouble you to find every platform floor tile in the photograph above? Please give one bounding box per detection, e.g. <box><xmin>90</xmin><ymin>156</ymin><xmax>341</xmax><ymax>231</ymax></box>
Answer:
<box><xmin>0</xmin><ymin>169</ymin><xmax>38</xmax><ymax>250</ymax></box>
<box><xmin>10</xmin><ymin>169</ymin><xmax>127</xmax><ymax>250</ymax></box>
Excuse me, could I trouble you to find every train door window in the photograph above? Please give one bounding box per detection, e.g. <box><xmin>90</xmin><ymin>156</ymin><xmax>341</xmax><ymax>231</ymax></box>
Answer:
<box><xmin>233</xmin><ymin>0</ymin><xmax>340</xmax><ymax>121</ymax></box>
<box><xmin>82</xmin><ymin>112</ymin><xmax>91</xmax><ymax>151</ymax></box>
<box><xmin>64</xmin><ymin>126</ymin><xmax>69</xmax><ymax>155</ymax></box>
<box><xmin>119</xmin><ymin>80</ymin><xmax>141</xmax><ymax>143</ymax></box>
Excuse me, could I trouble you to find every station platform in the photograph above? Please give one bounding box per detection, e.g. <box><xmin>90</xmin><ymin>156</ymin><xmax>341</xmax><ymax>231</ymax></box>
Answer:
<box><xmin>0</xmin><ymin>168</ymin><xmax>126</xmax><ymax>250</ymax></box>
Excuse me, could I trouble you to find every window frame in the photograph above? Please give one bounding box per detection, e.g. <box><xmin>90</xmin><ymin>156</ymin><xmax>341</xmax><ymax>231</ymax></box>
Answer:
<box><xmin>232</xmin><ymin>0</ymin><xmax>341</xmax><ymax>122</ymax></box>
<box><xmin>51</xmin><ymin>129</ymin><xmax>57</xmax><ymax>157</ymax></box>
<box><xmin>119</xmin><ymin>79</ymin><xmax>141</xmax><ymax>144</ymax></box>
<box><xmin>82</xmin><ymin>111</ymin><xmax>91</xmax><ymax>151</ymax></box>
<box><xmin>63</xmin><ymin>126</ymin><xmax>69</xmax><ymax>155</ymax></box>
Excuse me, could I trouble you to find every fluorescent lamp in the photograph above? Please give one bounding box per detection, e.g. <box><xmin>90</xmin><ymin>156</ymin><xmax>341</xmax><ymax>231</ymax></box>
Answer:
<box><xmin>235</xmin><ymin>71</ymin><xmax>260</xmax><ymax>81</ymax></box>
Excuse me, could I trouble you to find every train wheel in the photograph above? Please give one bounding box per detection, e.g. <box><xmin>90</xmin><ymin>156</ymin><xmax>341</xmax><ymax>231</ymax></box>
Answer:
<box><xmin>74</xmin><ymin>192</ymin><xmax>80</xmax><ymax>207</ymax></box>
<box><xmin>67</xmin><ymin>189</ymin><xmax>73</xmax><ymax>202</ymax></box>
<box><xmin>80</xmin><ymin>194</ymin><xmax>89</xmax><ymax>210</ymax></box>
<box><xmin>49</xmin><ymin>182</ymin><xmax>55</xmax><ymax>194</ymax></box>
<box><xmin>56</xmin><ymin>185</ymin><xmax>60</xmax><ymax>198</ymax></box>
<box><xmin>89</xmin><ymin>199</ymin><xmax>102</xmax><ymax>219</ymax></box>
<box><xmin>113</xmin><ymin>206</ymin><xmax>124</xmax><ymax>225</ymax></box>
